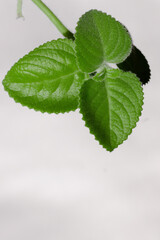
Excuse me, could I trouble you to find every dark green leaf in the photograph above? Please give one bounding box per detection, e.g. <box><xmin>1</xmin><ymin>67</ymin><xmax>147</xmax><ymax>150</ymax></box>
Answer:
<box><xmin>117</xmin><ymin>45</ymin><xmax>151</xmax><ymax>85</ymax></box>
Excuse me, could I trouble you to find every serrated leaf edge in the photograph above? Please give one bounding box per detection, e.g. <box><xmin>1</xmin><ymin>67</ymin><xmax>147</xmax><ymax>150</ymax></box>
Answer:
<box><xmin>75</xmin><ymin>9</ymin><xmax>133</xmax><ymax>73</ymax></box>
<box><xmin>79</xmin><ymin>70</ymin><xmax>144</xmax><ymax>151</ymax></box>
<box><xmin>2</xmin><ymin>38</ymin><xmax>90</xmax><ymax>114</ymax></box>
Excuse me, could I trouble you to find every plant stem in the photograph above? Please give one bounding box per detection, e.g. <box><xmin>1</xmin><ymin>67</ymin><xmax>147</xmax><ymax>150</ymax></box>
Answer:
<box><xmin>31</xmin><ymin>0</ymin><xmax>74</xmax><ymax>40</ymax></box>
<box><xmin>17</xmin><ymin>0</ymin><xmax>24</xmax><ymax>18</ymax></box>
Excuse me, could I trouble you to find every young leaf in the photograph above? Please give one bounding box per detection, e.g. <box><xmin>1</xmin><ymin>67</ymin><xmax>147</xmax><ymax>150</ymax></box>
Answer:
<box><xmin>75</xmin><ymin>10</ymin><xmax>132</xmax><ymax>73</ymax></box>
<box><xmin>80</xmin><ymin>69</ymin><xmax>143</xmax><ymax>151</ymax></box>
<box><xmin>117</xmin><ymin>45</ymin><xmax>151</xmax><ymax>85</ymax></box>
<box><xmin>3</xmin><ymin>39</ymin><xmax>88</xmax><ymax>113</ymax></box>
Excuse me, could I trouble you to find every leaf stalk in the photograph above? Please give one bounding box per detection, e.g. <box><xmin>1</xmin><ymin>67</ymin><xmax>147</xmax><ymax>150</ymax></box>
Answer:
<box><xmin>31</xmin><ymin>0</ymin><xmax>74</xmax><ymax>40</ymax></box>
<box><xmin>17</xmin><ymin>0</ymin><xmax>24</xmax><ymax>18</ymax></box>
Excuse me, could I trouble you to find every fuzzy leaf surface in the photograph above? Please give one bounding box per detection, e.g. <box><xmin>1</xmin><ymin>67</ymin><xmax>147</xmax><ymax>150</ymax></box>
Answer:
<box><xmin>75</xmin><ymin>10</ymin><xmax>132</xmax><ymax>73</ymax></box>
<box><xmin>3</xmin><ymin>39</ymin><xmax>88</xmax><ymax>113</ymax></box>
<box><xmin>118</xmin><ymin>45</ymin><xmax>151</xmax><ymax>85</ymax></box>
<box><xmin>80</xmin><ymin>69</ymin><xmax>143</xmax><ymax>151</ymax></box>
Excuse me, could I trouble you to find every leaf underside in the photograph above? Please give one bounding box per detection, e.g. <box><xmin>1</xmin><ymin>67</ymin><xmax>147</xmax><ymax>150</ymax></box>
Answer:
<box><xmin>80</xmin><ymin>69</ymin><xmax>143</xmax><ymax>151</ymax></box>
<box><xmin>75</xmin><ymin>9</ymin><xmax>132</xmax><ymax>73</ymax></box>
<box><xmin>3</xmin><ymin>38</ymin><xmax>88</xmax><ymax>113</ymax></box>
<box><xmin>118</xmin><ymin>45</ymin><xmax>151</xmax><ymax>85</ymax></box>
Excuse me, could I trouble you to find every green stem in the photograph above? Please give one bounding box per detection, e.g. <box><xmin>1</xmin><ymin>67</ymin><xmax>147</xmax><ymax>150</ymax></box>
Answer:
<box><xmin>17</xmin><ymin>0</ymin><xmax>23</xmax><ymax>18</ymax></box>
<box><xmin>31</xmin><ymin>0</ymin><xmax>74</xmax><ymax>40</ymax></box>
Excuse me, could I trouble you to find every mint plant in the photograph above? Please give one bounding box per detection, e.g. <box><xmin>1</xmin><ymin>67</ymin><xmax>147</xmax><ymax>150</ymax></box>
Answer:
<box><xmin>2</xmin><ymin>0</ymin><xmax>151</xmax><ymax>151</ymax></box>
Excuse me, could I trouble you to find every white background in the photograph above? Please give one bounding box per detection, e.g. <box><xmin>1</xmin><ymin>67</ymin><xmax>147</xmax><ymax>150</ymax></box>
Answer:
<box><xmin>0</xmin><ymin>0</ymin><xmax>160</xmax><ymax>239</ymax></box>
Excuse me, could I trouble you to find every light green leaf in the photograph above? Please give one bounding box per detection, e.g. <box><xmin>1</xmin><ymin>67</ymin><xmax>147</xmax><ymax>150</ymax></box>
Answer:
<box><xmin>80</xmin><ymin>69</ymin><xmax>143</xmax><ymax>151</ymax></box>
<box><xmin>75</xmin><ymin>10</ymin><xmax>132</xmax><ymax>73</ymax></box>
<box><xmin>3</xmin><ymin>39</ymin><xmax>88</xmax><ymax>113</ymax></box>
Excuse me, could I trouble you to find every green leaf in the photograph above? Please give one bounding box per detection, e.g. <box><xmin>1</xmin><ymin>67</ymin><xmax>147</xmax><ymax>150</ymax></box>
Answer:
<box><xmin>3</xmin><ymin>39</ymin><xmax>88</xmax><ymax>113</ymax></box>
<box><xmin>80</xmin><ymin>69</ymin><xmax>143</xmax><ymax>151</ymax></box>
<box><xmin>117</xmin><ymin>45</ymin><xmax>151</xmax><ymax>85</ymax></box>
<box><xmin>75</xmin><ymin>10</ymin><xmax>132</xmax><ymax>73</ymax></box>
